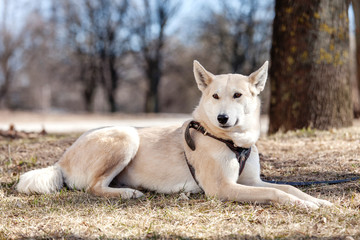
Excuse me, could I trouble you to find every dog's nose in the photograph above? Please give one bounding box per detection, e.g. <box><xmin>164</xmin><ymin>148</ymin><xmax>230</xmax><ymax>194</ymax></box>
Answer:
<box><xmin>217</xmin><ymin>114</ymin><xmax>229</xmax><ymax>124</ymax></box>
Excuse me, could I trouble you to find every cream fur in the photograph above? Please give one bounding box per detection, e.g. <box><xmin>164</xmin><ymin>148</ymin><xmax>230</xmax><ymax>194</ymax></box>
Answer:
<box><xmin>16</xmin><ymin>60</ymin><xmax>332</xmax><ymax>209</ymax></box>
<box><xmin>16</xmin><ymin>165</ymin><xmax>63</xmax><ymax>194</ymax></box>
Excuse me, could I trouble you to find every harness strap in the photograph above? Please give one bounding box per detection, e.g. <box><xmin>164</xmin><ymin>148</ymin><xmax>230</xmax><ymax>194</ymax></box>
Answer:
<box><xmin>184</xmin><ymin>120</ymin><xmax>251</xmax><ymax>190</ymax></box>
<box><xmin>184</xmin><ymin>152</ymin><xmax>204</xmax><ymax>192</ymax></box>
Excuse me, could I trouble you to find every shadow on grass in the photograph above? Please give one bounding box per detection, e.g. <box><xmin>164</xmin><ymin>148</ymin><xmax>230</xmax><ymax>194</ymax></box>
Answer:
<box><xmin>13</xmin><ymin>232</ymin><xmax>360</xmax><ymax>240</ymax></box>
<box><xmin>1</xmin><ymin>170</ymin><xmax>359</xmax><ymax>205</ymax></box>
<box><xmin>261</xmin><ymin>172</ymin><xmax>360</xmax><ymax>186</ymax></box>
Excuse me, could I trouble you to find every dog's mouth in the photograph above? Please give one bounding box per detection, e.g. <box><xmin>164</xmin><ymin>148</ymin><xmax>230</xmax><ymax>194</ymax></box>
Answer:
<box><xmin>219</xmin><ymin>119</ymin><xmax>238</xmax><ymax>129</ymax></box>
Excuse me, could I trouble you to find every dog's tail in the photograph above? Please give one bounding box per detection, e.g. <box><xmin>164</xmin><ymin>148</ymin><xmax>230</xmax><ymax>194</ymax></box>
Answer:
<box><xmin>16</xmin><ymin>165</ymin><xmax>63</xmax><ymax>194</ymax></box>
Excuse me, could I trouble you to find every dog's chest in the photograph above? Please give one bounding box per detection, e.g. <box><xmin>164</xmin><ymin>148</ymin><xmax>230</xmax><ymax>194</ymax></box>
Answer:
<box><xmin>195</xmin><ymin>135</ymin><xmax>241</xmax><ymax>183</ymax></box>
<box><xmin>213</xmin><ymin>147</ymin><xmax>241</xmax><ymax>182</ymax></box>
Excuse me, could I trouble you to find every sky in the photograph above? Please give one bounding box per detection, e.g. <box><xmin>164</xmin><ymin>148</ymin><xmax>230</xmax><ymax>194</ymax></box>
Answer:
<box><xmin>0</xmin><ymin>0</ymin><xmax>356</xmax><ymax>38</ymax></box>
<box><xmin>349</xmin><ymin>4</ymin><xmax>355</xmax><ymax>32</ymax></box>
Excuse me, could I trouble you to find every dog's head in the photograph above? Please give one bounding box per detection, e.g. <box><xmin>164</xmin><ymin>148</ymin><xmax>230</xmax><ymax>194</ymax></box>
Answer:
<box><xmin>193</xmin><ymin>60</ymin><xmax>268</xmax><ymax>131</ymax></box>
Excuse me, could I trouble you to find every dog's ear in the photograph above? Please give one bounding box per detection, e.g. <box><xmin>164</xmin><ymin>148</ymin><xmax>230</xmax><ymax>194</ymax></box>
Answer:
<box><xmin>193</xmin><ymin>60</ymin><xmax>214</xmax><ymax>91</ymax></box>
<box><xmin>248</xmin><ymin>61</ymin><xmax>268</xmax><ymax>95</ymax></box>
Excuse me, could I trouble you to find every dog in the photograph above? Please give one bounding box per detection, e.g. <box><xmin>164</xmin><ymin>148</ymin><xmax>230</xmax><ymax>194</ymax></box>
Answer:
<box><xmin>17</xmin><ymin>60</ymin><xmax>332</xmax><ymax>209</ymax></box>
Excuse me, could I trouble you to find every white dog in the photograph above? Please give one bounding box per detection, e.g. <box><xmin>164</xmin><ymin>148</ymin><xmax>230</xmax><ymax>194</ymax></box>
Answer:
<box><xmin>17</xmin><ymin>60</ymin><xmax>332</xmax><ymax>209</ymax></box>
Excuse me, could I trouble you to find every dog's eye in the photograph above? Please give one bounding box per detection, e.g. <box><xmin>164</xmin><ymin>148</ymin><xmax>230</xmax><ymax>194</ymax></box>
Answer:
<box><xmin>233</xmin><ymin>92</ymin><xmax>242</xmax><ymax>99</ymax></box>
<box><xmin>212</xmin><ymin>93</ymin><xmax>219</xmax><ymax>100</ymax></box>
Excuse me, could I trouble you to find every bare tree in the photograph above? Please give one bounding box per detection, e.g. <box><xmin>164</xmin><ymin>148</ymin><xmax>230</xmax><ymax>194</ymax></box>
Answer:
<box><xmin>58</xmin><ymin>0</ymin><xmax>130</xmax><ymax>112</ymax></box>
<box><xmin>132</xmin><ymin>0</ymin><xmax>181</xmax><ymax>113</ymax></box>
<box><xmin>90</xmin><ymin>0</ymin><xmax>129</xmax><ymax>113</ymax></box>
<box><xmin>0</xmin><ymin>0</ymin><xmax>25</xmax><ymax>107</ymax></box>
<box><xmin>199</xmin><ymin>0</ymin><xmax>273</xmax><ymax>75</ymax></box>
<box><xmin>55</xmin><ymin>0</ymin><xmax>96</xmax><ymax>112</ymax></box>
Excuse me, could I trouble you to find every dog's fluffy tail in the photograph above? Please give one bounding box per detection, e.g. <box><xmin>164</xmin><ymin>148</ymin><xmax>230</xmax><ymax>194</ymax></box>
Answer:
<box><xmin>16</xmin><ymin>165</ymin><xmax>63</xmax><ymax>194</ymax></box>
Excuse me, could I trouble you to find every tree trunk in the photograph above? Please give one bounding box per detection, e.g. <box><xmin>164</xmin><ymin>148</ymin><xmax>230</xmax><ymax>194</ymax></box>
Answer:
<box><xmin>352</xmin><ymin>0</ymin><xmax>360</xmax><ymax>117</ymax></box>
<box><xmin>108</xmin><ymin>91</ymin><xmax>116</xmax><ymax>113</ymax></box>
<box><xmin>83</xmin><ymin>87</ymin><xmax>95</xmax><ymax>112</ymax></box>
<box><xmin>107</xmin><ymin>55</ymin><xmax>118</xmax><ymax>113</ymax></box>
<box><xmin>0</xmin><ymin>44</ymin><xmax>13</xmax><ymax>108</ymax></box>
<box><xmin>269</xmin><ymin>0</ymin><xmax>353</xmax><ymax>133</ymax></box>
<box><xmin>99</xmin><ymin>54</ymin><xmax>118</xmax><ymax>113</ymax></box>
<box><xmin>81</xmin><ymin>59</ymin><xmax>97</xmax><ymax>112</ymax></box>
<box><xmin>144</xmin><ymin>59</ymin><xmax>161</xmax><ymax>113</ymax></box>
<box><xmin>0</xmin><ymin>69</ymin><xmax>10</xmax><ymax>107</ymax></box>
<box><xmin>145</xmin><ymin>89</ymin><xmax>159</xmax><ymax>113</ymax></box>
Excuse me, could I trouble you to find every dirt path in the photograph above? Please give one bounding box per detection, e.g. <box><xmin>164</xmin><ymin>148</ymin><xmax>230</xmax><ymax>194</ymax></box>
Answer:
<box><xmin>0</xmin><ymin>110</ymin><xmax>192</xmax><ymax>133</ymax></box>
<box><xmin>0</xmin><ymin>110</ymin><xmax>270</xmax><ymax>134</ymax></box>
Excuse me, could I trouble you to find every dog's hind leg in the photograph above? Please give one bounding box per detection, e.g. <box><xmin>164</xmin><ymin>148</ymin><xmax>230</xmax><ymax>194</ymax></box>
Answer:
<box><xmin>89</xmin><ymin>176</ymin><xmax>144</xmax><ymax>199</ymax></box>
<box><xmin>87</xmin><ymin>151</ymin><xmax>144</xmax><ymax>198</ymax></box>
<box><xmin>59</xmin><ymin>126</ymin><xmax>144</xmax><ymax>199</ymax></box>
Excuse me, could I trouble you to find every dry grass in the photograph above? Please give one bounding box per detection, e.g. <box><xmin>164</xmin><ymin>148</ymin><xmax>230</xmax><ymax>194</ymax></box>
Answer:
<box><xmin>1</xmin><ymin>125</ymin><xmax>360</xmax><ymax>239</ymax></box>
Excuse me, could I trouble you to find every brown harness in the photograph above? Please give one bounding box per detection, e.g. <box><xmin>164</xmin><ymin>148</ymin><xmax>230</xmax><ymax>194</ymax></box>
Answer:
<box><xmin>184</xmin><ymin>120</ymin><xmax>251</xmax><ymax>190</ymax></box>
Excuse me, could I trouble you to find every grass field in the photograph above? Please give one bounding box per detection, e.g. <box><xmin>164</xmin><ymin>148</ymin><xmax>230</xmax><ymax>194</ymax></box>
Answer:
<box><xmin>1</xmin><ymin>125</ymin><xmax>360</xmax><ymax>239</ymax></box>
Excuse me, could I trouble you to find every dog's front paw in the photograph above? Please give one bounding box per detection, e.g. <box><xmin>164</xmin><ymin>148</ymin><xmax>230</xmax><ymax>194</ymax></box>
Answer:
<box><xmin>285</xmin><ymin>195</ymin><xmax>319</xmax><ymax>210</ymax></box>
<box><xmin>303</xmin><ymin>200</ymin><xmax>320</xmax><ymax>210</ymax></box>
<box><xmin>313</xmin><ymin>198</ymin><xmax>333</xmax><ymax>207</ymax></box>
<box><xmin>293</xmin><ymin>198</ymin><xmax>332</xmax><ymax>210</ymax></box>
<box><xmin>291</xmin><ymin>199</ymin><xmax>319</xmax><ymax>210</ymax></box>
<box><xmin>231</xmin><ymin>132</ymin><xmax>257</xmax><ymax>148</ymax></box>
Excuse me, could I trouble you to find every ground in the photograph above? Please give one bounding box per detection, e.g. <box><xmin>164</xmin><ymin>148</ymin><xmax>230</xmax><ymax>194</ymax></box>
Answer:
<box><xmin>0</xmin><ymin>113</ymin><xmax>359</xmax><ymax>239</ymax></box>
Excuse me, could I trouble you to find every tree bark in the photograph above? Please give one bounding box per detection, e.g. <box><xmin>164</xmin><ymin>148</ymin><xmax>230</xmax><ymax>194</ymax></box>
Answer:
<box><xmin>269</xmin><ymin>0</ymin><xmax>353</xmax><ymax>133</ymax></box>
<box><xmin>352</xmin><ymin>0</ymin><xmax>360</xmax><ymax>117</ymax></box>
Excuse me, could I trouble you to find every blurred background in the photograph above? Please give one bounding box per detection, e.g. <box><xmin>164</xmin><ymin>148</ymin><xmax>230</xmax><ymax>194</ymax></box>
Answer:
<box><xmin>0</xmin><ymin>0</ymin><xmax>275</xmax><ymax>114</ymax></box>
<box><xmin>0</xmin><ymin>0</ymin><xmax>359</xmax><ymax>133</ymax></box>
